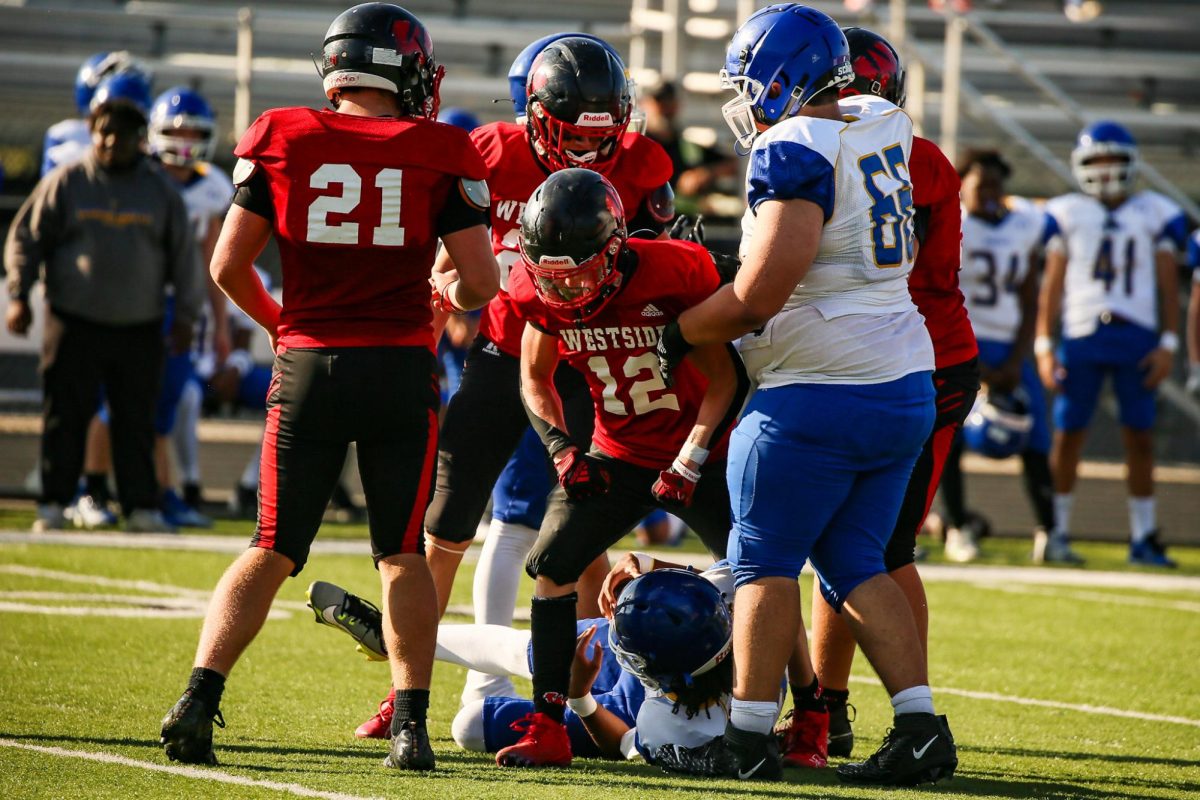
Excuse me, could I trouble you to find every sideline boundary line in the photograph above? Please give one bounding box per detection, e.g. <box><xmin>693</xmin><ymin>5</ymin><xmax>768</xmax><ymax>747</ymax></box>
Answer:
<box><xmin>0</xmin><ymin>738</ymin><xmax>384</xmax><ymax>800</ymax></box>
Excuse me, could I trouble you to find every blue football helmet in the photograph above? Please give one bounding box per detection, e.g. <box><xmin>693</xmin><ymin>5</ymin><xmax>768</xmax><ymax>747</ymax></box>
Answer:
<box><xmin>90</xmin><ymin>72</ymin><xmax>154</xmax><ymax>118</ymax></box>
<box><xmin>1071</xmin><ymin>121</ymin><xmax>1138</xmax><ymax>200</ymax></box>
<box><xmin>608</xmin><ymin>569</ymin><xmax>732</xmax><ymax>694</ymax></box>
<box><xmin>720</xmin><ymin>4</ymin><xmax>853</xmax><ymax>152</ymax></box>
<box><xmin>962</xmin><ymin>389</ymin><xmax>1034</xmax><ymax>459</ymax></box>
<box><xmin>149</xmin><ymin>87</ymin><xmax>216</xmax><ymax>166</ymax></box>
<box><xmin>74</xmin><ymin>51</ymin><xmax>151</xmax><ymax>116</ymax></box>
<box><xmin>439</xmin><ymin>106</ymin><xmax>481</xmax><ymax>132</ymax></box>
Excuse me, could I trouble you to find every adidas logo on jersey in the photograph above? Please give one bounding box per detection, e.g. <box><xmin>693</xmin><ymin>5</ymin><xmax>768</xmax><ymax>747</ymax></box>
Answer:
<box><xmin>641</xmin><ymin>304</ymin><xmax>665</xmax><ymax>318</ymax></box>
<box><xmin>482</xmin><ymin>341</ymin><xmax>501</xmax><ymax>356</ymax></box>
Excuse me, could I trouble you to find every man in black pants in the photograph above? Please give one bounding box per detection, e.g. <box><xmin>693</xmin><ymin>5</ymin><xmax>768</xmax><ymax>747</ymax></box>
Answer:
<box><xmin>5</xmin><ymin>75</ymin><xmax>198</xmax><ymax>533</ymax></box>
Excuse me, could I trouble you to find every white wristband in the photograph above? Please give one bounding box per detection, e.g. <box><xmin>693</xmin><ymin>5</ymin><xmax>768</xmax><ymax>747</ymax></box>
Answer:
<box><xmin>671</xmin><ymin>458</ymin><xmax>702</xmax><ymax>483</ymax></box>
<box><xmin>1159</xmin><ymin>331</ymin><xmax>1179</xmax><ymax>353</ymax></box>
<box><xmin>1033</xmin><ymin>336</ymin><xmax>1054</xmax><ymax>356</ymax></box>
<box><xmin>632</xmin><ymin>552</ymin><xmax>655</xmax><ymax>575</ymax></box>
<box><xmin>567</xmin><ymin>693</ymin><xmax>598</xmax><ymax>717</ymax></box>
<box><xmin>679</xmin><ymin>442</ymin><xmax>710</xmax><ymax>466</ymax></box>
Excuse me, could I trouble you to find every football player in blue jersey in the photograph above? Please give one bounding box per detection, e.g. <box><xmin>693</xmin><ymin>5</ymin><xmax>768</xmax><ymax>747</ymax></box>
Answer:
<box><xmin>1186</xmin><ymin>230</ymin><xmax>1200</xmax><ymax>398</ymax></box>
<box><xmin>655</xmin><ymin>4</ymin><xmax>955</xmax><ymax>786</ymax></box>
<box><xmin>939</xmin><ymin>149</ymin><xmax>1055</xmax><ymax>562</ymax></box>
<box><xmin>1035</xmin><ymin>121</ymin><xmax>1188</xmax><ymax>567</ymax></box>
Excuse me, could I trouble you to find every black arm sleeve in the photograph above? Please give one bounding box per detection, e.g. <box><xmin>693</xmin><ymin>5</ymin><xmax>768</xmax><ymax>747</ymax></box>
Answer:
<box><xmin>436</xmin><ymin>180</ymin><xmax>490</xmax><ymax>237</ymax></box>
<box><xmin>519</xmin><ymin>385</ymin><xmax>576</xmax><ymax>460</ymax></box>
<box><xmin>232</xmin><ymin>167</ymin><xmax>274</xmax><ymax>223</ymax></box>
<box><xmin>913</xmin><ymin>204</ymin><xmax>932</xmax><ymax>245</ymax></box>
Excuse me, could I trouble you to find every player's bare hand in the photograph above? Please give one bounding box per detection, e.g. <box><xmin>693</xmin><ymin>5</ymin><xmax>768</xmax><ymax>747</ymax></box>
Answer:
<box><xmin>568</xmin><ymin>624</ymin><xmax>603</xmax><ymax>700</ymax></box>
<box><xmin>212</xmin><ymin>327</ymin><xmax>232</xmax><ymax>368</ymax></box>
<box><xmin>1036</xmin><ymin>352</ymin><xmax>1063</xmax><ymax>391</ymax></box>
<box><xmin>5</xmin><ymin>299</ymin><xmax>31</xmax><ymax>336</ymax></box>
<box><xmin>1139</xmin><ymin>346</ymin><xmax>1173</xmax><ymax>389</ymax></box>
<box><xmin>599</xmin><ymin>553</ymin><xmax>645</xmax><ymax>618</ymax></box>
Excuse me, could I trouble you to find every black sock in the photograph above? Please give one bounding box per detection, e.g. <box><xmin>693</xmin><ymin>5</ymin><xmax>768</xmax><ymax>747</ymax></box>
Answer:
<box><xmin>790</xmin><ymin>676</ymin><xmax>824</xmax><ymax>712</ymax></box>
<box><xmin>85</xmin><ymin>473</ymin><xmax>111</xmax><ymax>503</ymax></box>
<box><xmin>823</xmin><ymin>687</ymin><xmax>849</xmax><ymax>709</ymax></box>
<box><xmin>530</xmin><ymin>593</ymin><xmax>577</xmax><ymax>723</ymax></box>
<box><xmin>183</xmin><ymin>483</ymin><xmax>203</xmax><ymax>508</ymax></box>
<box><xmin>187</xmin><ymin>667</ymin><xmax>225</xmax><ymax>711</ymax></box>
<box><xmin>391</xmin><ymin>688</ymin><xmax>430</xmax><ymax>733</ymax></box>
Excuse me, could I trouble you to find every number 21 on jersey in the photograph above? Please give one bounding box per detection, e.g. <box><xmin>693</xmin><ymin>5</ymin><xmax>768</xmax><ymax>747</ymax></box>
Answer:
<box><xmin>307</xmin><ymin>164</ymin><xmax>405</xmax><ymax>246</ymax></box>
<box><xmin>858</xmin><ymin>144</ymin><xmax>915</xmax><ymax>268</ymax></box>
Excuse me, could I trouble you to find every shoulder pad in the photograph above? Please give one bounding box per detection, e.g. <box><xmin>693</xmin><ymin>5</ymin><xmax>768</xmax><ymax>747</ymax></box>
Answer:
<box><xmin>645</xmin><ymin>183</ymin><xmax>675</xmax><ymax>225</ymax></box>
<box><xmin>459</xmin><ymin>177</ymin><xmax>490</xmax><ymax>211</ymax></box>
<box><xmin>231</xmin><ymin>158</ymin><xmax>258</xmax><ymax>187</ymax></box>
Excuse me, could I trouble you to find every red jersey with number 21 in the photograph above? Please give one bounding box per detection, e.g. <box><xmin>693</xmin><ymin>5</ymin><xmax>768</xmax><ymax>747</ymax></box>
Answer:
<box><xmin>235</xmin><ymin>107</ymin><xmax>488</xmax><ymax>350</ymax></box>
<box><xmin>509</xmin><ymin>238</ymin><xmax>725</xmax><ymax>469</ymax></box>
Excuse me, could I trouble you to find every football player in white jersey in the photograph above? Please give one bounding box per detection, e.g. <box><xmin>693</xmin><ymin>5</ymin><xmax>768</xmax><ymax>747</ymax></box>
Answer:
<box><xmin>1036</xmin><ymin>121</ymin><xmax>1188</xmax><ymax>567</ymax></box>
<box><xmin>42</xmin><ymin>52</ymin><xmax>151</xmax><ymax>177</ymax></box>
<box><xmin>1187</xmin><ymin>231</ymin><xmax>1200</xmax><ymax>397</ymax></box>
<box><xmin>940</xmin><ymin>149</ymin><xmax>1055</xmax><ymax>561</ymax></box>
<box><xmin>655</xmin><ymin>4</ymin><xmax>954</xmax><ymax>787</ymax></box>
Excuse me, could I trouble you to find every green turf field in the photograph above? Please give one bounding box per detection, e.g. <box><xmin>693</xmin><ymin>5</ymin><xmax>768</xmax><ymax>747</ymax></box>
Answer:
<box><xmin>1</xmin><ymin>517</ymin><xmax>1198</xmax><ymax>799</ymax></box>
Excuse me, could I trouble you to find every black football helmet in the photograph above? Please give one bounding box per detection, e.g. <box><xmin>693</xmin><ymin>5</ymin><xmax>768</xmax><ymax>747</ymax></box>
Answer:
<box><xmin>526</xmin><ymin>37</ymin><xmax>632</xmax><ymax>174</ymax></box>
<box><xmin>319</xmin><ymin>3</ymin><xmax>443</xmax><ymax>118</ymax></box>
<box><xmin>840</xmin><ymin>27</ymin><xmax>906</xmax><ymax>107</ymax></box>
<box><xmin>519</xmin><ymin>168</ymin><xmax>627</xmax><ymax>317</ymax></box>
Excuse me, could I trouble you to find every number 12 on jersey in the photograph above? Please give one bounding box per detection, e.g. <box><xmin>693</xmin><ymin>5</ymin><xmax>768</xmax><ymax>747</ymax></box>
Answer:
<box><xmin>859</xmin><ymin>144</ymin><xmax>915</xmax><ymax>268</ymax></box>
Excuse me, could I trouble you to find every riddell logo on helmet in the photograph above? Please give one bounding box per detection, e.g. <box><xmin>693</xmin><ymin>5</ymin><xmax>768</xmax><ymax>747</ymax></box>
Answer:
<box><xmin>576</xmin><ymin>112</ymin><xmax>615</xmax><ymax>127</ymax></box>
<box><xmin>538</xmin><ymin>255</ymin><xmax>578</xmax><ymax>268</ymax></box>
<box><xmin>328</xmin><ymin>74</ymin><xmax>361</xmax><ymax>87</ymax></box>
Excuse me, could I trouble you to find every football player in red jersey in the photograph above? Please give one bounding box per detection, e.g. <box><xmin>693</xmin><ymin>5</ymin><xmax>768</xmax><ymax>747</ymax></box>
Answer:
<box><xmin>787</xmin><ymin>26</ymin><xmax>980</xmax><ymax>763</ymax></box>
<box><xmin>492</xmin><ymin>169</ymin><xmax>747</xmax><ymax>768</ymax></box>
<box><xmin>159</xmin><ymin>3</ymin><xmax>499</xmax><ymax>771</ymax></box>
<box><xmin>421</xmin><ymin>37</ymin><xmax>675</xmax><ymax>622</ymax></box>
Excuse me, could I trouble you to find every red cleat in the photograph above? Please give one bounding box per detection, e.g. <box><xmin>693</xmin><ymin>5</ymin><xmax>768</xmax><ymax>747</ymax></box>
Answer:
<box><xmin>355</xmin><ymin>688</ymin><xmax>395</xmax><ymax>740</ymax></box>
<box><xmin>495</xmin><ymin>712</ymin><xmax>573</xmax><ymax>767</ymax></box>
<box><xmin>774</xmin><ymin>707</ymin><xmax>829</xmax><ymax>768</ymax></box>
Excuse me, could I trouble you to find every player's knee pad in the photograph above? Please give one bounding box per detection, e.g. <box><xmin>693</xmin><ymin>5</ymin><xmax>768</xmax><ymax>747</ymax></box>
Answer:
<box><xmin>451</xmin><ymin>701</ymin><xmax>488</xmax><ymax>752</ymax></box>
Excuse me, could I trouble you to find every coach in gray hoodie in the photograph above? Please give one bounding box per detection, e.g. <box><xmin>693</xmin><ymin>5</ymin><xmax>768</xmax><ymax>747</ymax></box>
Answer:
<box><xmin>4</xmin><ymin>82</ymin><xmax>200</xmax><ymax>532</ymax></box>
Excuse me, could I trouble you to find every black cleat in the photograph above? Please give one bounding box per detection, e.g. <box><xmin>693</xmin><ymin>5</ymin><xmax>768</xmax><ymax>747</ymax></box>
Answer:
<box><xmin>384</xmin><ymin>720</ymin><xmax>436</xmax><ymax>771</ymax></box>
<box><xmin>161</xmin><ymin>691</ymin><xmax>224</xmax><ymax>765</ymax></box>
<box><xmin>837</xmin><ymin>712</ymin><xmax>957</xmax><ymax>786</ymax></box>
<box><xmin>655</xmin><ymin>726</ymin><xmax>782</xmax><ymax>781</ymax></box>
<box><xmin>826</xmin><ymin>694</ymin><xmax>855</xmax><ymax>758</ymax></box>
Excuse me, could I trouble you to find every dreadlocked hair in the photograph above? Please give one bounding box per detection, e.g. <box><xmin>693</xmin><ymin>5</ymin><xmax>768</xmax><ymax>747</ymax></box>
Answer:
<box><xmin>665</xmin><ymin>658</ymin><xmax>733</xmax><ymax>720</ymax></box>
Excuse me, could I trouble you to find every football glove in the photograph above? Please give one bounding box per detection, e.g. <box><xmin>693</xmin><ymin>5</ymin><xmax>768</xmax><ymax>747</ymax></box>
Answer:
<box><xmin>655</xmin><ymin>320</ymin><xmax>694</xmax><ymax>389</ymax></box>
<box><xmin>651</xmin><ymin>465</ymin><xmax>699</xmax><ymax>509</ymax></box>
<box><xmin>555</xmin><ymin>449</ymin><xmax>612</xmax><ymax>500</ymax></box>
<box><xmin>668</xmin><ymin>213</ymin><xmax>706</xmax><ymax>245</ymax></box>
<box><xmin>429</xmin><ymin>277</ymin><xmax>466</xmax><ymax>315</ymax></box>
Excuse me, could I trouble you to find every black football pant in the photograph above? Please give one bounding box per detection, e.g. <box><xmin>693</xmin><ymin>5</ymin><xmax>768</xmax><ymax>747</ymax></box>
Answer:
<box><xmin>39</xmin><ymin>308</ymin><xmax>162</xmax><ymax>515</ymax></box>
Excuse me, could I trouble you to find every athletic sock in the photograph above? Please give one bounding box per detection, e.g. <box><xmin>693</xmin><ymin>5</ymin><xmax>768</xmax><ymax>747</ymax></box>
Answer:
<box><xmin>1128</xmin><ymin>496</ymin><xmax>1156</xmax><ymax>544</ymax></box>
<box><xmin>187</xmin><ymin>667</ymin><xmax>226</xmax><ymax>712</ymax></box>
<box><xmin>891</xmin><ymin>685</ymin><xmax>935</xmax><ymax>716</ymax></box>
<box><xmin>474</xmin><ymin>519</ymin><xmax>539</xmax><ymax>625</ymax></box>
<box><xmin>729</xmin><ymin>699</ymin><xmax>779</xmax><ymax>735</ymax></box>
<box><xmin>391</xmin><ymin>688</ymin><xmax>430</xmax><ymax>733</ymax></box>
<box><xmin>790</xmin><ymin>676</ymin><xmax>824</xmax><ymax>712</ymax></box>
<box><xmin>822</xmin><ymin>686</ymin><xmax>850</xmax><ymax>709</ymax></box>
<box><xmin>530</xmin><ymin>594</ymin><xmax>577</xmax><ymax>723</ymax></box>
<box><xmin>1052</xmin><ymin>493</ymin><xmax>1074</xmax><ymax>538</ymax></box>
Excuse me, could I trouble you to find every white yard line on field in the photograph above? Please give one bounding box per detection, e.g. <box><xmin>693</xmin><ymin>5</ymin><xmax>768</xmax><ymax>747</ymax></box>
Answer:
<box><xmin>979</xmin><ymin>582</ymin><xmax>1200</xmax><ymax>612</ymax></box>
<box><xmin>848</xmin><ymin>676</ymin><xmax>1200</xmax><ymax>727</ymax></box>
<box><xmin>0</xmin><ymin>738</ymin><xmax>385</xmax><ymax>800</ymax></box>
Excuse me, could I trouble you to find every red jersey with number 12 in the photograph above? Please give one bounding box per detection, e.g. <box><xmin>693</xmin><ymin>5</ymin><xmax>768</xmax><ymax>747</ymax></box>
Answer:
<box><xmin>509</xmin><ymin>238</ymin><xmax>725</xmax><ymax>469</ymax></box>
<box><xmin>471</xmin><ymin>122</ymin><xmax>673</xmax><ymax>357</ymax></box>
<box><xmin>909</xmin><ymin>135</ymin><xmax>977</xmax><ymax>368</ymax></box>
<box><xmin>235</xmin><ymin>107</ymin><xmax>487</xmax><ymax>349</ymax></box>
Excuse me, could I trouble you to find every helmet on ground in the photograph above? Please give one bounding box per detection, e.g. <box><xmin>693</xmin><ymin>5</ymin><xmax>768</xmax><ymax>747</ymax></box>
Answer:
<box><xmin>519</xmin><ymin>168</ymin><xmax>626</xmax><ymax>317</ymax></box>
<box><xmin>75</xmin><ymin>51</ymin><xmax>151</xmax><ymax>116</ymax></box>
<box><xmin>608</xmin><ymin>569</ymin><xmax>733</xmax><ymax>694</ymax></box>
<box><xmin>719</xmin><ymin>4</ymin><xmax>853</xmax><ymax>151</ymax></box>
<box><xmin>962</xmin><ymin>389</ymin><xmax>1034</xmax><ymax>459</ymax></box>
<box><xmin>840</xmin><ymin>26</ymin><xmax>906</xmax><ymax>106</ymax></box>
<box><xmin>438</xmin><ymin>106</ymin><xmax>480</xmax><ymax>132</ymax></box>
<box><xmin>149</xmin><ymin>87</ymin><xmax>217</xmax><ymax>166</ymax></box>
<box><xmin>90</xmin><ymin>72</ymin><xmax>154</xmax><ymax>118</ymax></box>
<box><xmin>1071</xmin><ymin>120</ymin><xmax>1137</xmax><ymax>200</ymax></box>
<box><xmin>525</xmin><ymin>36</ymin><xmax>632</xmax><ymax>173</ymax></box>
<box><xmin>319</xmin><ymin>2</ymin><xmax>443</xmax><ymax>119</ymax></box>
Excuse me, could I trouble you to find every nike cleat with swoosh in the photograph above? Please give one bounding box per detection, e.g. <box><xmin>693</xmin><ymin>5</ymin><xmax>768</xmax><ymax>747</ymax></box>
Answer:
<box><xmin>836</xmin><ymin>713</ymin><xmax>957</xmax><ymax>786</ymax></box>
<box><xmin>654</xmin><ymin>725</ymin><xmax>782</xmax><ymax>781</ymax></box>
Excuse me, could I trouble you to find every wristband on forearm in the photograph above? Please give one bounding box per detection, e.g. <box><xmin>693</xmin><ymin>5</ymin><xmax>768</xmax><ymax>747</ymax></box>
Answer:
<box><xmin>678</xmin><ymin>442</ymin><xmax>709</xmax><ymax>467</ymax></box>
<box><xmin>567</xmin><ymin>693</ymin><xmax>598</xmax><ymax>717</ymax></box>
<box><xmin>1159</xmin><ymin>331</ymin><xmax>1179</xmax><ymax>353</ymax></box>
<box><xmin>1033</xmin><ymin>336</ymin><xmax>1054</xmax><ymax>356</ymax></box>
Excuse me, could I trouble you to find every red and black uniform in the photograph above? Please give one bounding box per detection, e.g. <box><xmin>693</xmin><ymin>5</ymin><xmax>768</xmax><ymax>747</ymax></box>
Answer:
<box><xmin>424</xmin><ymin>122</ymin><xmax>674</xmax><ymax>543</ymax></box>
<box><xmin>509</xmin><ymin>238</ymin><xmax>740</xmax><ymax>584</ymax></box>
<box><xmin>886</xmin><ymin>135</ymin><xmax>980</xmax><ymax>569</ymax></box>
<box><xmin>232</xmin><ymin>107</ymin><xmax>488</xmax><ymax>572</ymax></box>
